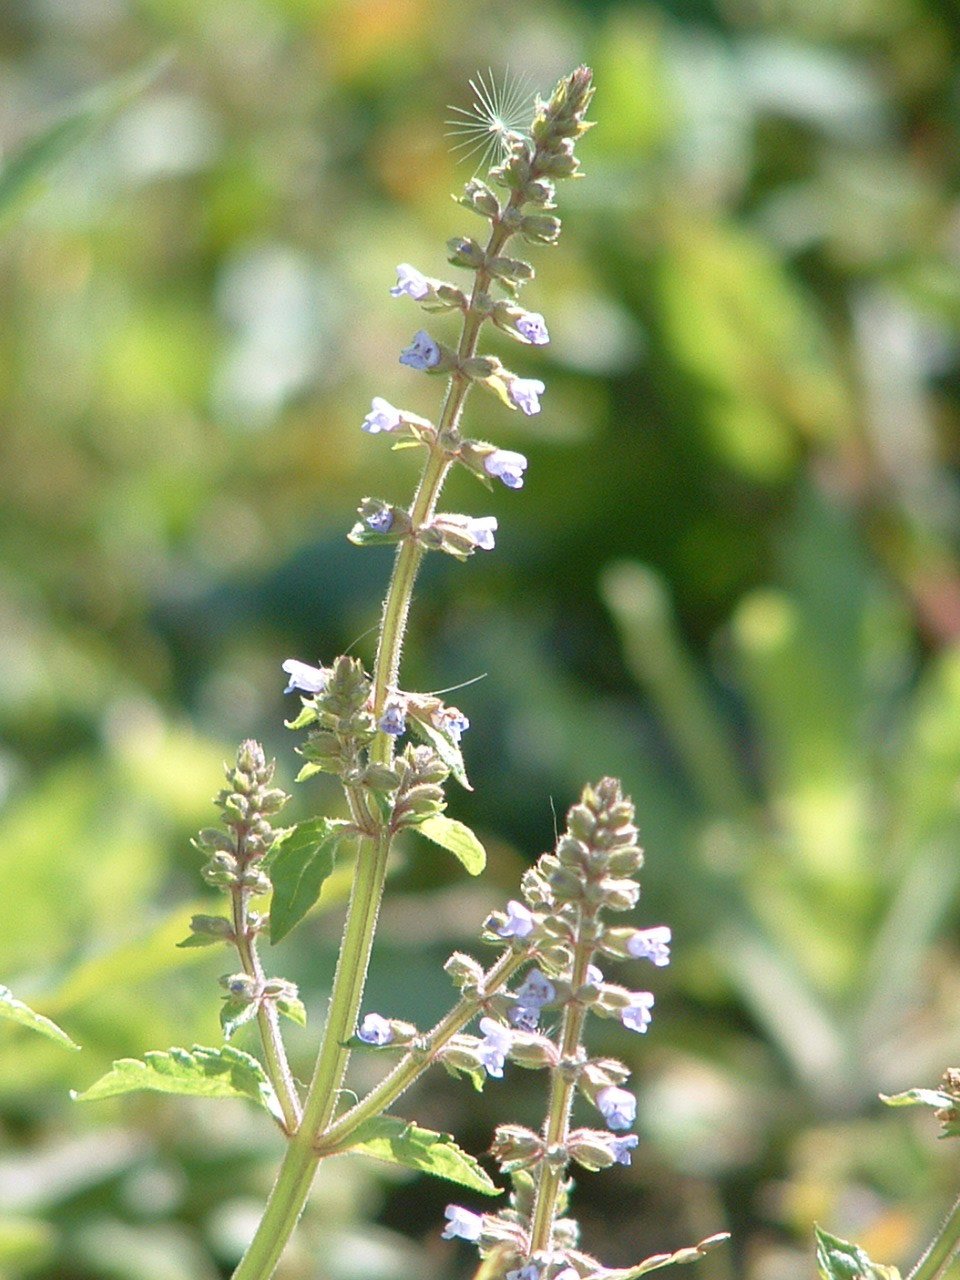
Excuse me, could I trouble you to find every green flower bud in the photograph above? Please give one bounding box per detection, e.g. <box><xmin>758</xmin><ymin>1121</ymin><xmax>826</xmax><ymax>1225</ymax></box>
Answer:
<box><xmin>202</xmin><ymin>850</ymin><xmax>239</xmax><ymax>888</ymax></box>
<box><xmin>459</xmin><ymin>177</ymin><xmax>501</xmax><ymax>219</ymax></box>
<box><xmin>444</xmin><ymin>951</ymin><xmax>484</xmax><ymax>989</ymax></box>
<box><xmin>507</xmin><ymin>1031</ymin><xmax>559</xmax><ymax>1071</ymax></box>
<box><xmin>446</xmin><ymin>236</ymin><xmax>485</xmax><ymax>269</ymax></box>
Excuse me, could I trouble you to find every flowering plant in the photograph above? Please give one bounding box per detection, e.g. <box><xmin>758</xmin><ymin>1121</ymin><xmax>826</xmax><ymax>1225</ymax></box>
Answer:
<box><xmin>89</xmin><ymin>62</ymin><xmax>717</xmax><ymax>1280</ymax></box>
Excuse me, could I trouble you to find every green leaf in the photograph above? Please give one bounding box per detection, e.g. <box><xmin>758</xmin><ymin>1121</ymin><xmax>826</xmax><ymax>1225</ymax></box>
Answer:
<box><xmin>276</xmin><ymin>994</ymin><xmax>307</xmax><ymax>1028</ymax></box>
<box><xmin>408</xmin><ymin>714</ymin><xmax>471</xmax><ymax>790</ymax></box>
<box><xmin>815</xmin><ymin>1227</ymin><xmax>901</xmax><ymax>1280</ymax></box>
<box><xmin>0</xmin><ymin>54</ymin><xmax>169</xmax><ymax>226</ymax></box>
<box><xmin>72</xmin><ymin>1043</ymin><xmax>281</xmax><ymax>1121</ymax></box>
<box><xmin>881</xmin><ymin>1087</ymin><xmax>955</xmax><ymax>1110</ymax></box>
<box><xmin>269</xmin><ymin>818</ymin><xmax>349</xmax><ymax>944</ymax></box>
<box><xmin>220</xmin><ymin>997</ymin><xmax>258</xmax><ymax>1041</ymax></box>
<box><xmin>345</xmin><ymin>1116</ymin><xmax>499</xmax><ymax>1194</ymax></box>
<box><xmin>0</xmin><ymin>984</ymin><xmax>79</xmax><ymax>1051</ymax></box>
<box><xmin>413</xmin><ymin>814</ymin><xmax>486</xmax><ymax>875</ymax></box>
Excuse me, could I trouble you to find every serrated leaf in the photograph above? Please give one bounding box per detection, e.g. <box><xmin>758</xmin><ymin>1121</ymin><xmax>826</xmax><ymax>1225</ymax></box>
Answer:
<box><xmin>413</xmin><ymin>814</ymin><xmax>486</xmax><ymax>875</ymax></box>
<box><xmin>881</xmin><ymin>1087</ymin><xmax>955</xmax><ymax>1110</ymax></box>
<box><xmin>0</xmin><ymin>55</ymin><xmax>169</xmax><ymax>226</ymax></box>
<box><xmin>344</xmin><ymin>1116</ymin><xmax>499</xmax><ymax>1194</ymax></box>
<box><xmin>815</xmin><ymin>1227</ymin><xmax>901</xmax><ymax>1280</ymax></box>
<box><xmin>0</xmin><ymin>985</ymin><xmax>79</xmax><ymax>1051</ymax></box>
<box><xmin>269</xmin><ymin>818</ymin><xmax>349</xmax><ymax>944</ymax></box>
<box><xmin>72</xmin><ymin>1044</ymin><xmax>281</xmax><ymax>1121</ymax></box>
<box><xmin>407</xmin><ymin>714</ymin><xmax>471</xmax><ymax>790</ymax></box>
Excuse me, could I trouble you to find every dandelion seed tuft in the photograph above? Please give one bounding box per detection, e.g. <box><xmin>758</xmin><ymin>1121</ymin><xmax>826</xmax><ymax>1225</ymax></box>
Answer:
<box><xmin>445</xmin><ymin>68</ymin><xmax>535</xmax><ymax>172</ymax></box>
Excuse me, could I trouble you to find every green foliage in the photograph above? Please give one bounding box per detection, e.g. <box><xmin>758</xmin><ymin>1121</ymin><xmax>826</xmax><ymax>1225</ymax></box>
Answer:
<box><xmin>73</xmin><ymin>1044</ymin><xmax>281</xmax><ymax>1120</ymax></box>
<box><xmin>267</xmin><ymin>818</ymin><xmax>350</xmax><ymax>944</ymax></box>
<box><xmin>815</xmin><ymin>1227</ymin><xmax>901</xmax><ymax>1280</ymax></box>
<box><xmin>411</xmin><ymin>813</ymin><xmax>486</xmax><ymax>875</ymax></box>
<box><xmin>344</xmin><ymin>1116</ymin><xmax>500</xmax><ymax>1195</ymax></box>
<box><xmin>0</xmin><ymin>986</ymin><xmax>78</xmax><ymax>1051</ymax></box>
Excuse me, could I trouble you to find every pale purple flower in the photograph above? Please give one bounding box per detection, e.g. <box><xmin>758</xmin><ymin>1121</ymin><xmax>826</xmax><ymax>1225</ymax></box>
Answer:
<box><xmin>484</xmin><ymin>449</ymin><xmax>528</xmax><ymax>490</ymax></box>
<box><xmin>379</xmin><ymin>702</ymin><xmax>406</xmax><ymax>736</ymax></box>
<box><xmin>554</xmin><ymin>1271</ymin><xmax>580</xmax><ymax>1280</ymax></box>
<box><xmin>478</xmin><ymin>1017</ymin><xmax>514</xmax><ymax>1078</ymax></box>
<box><xmin>362</xmin><ymin>397</ymin><xmax>403</xmax><ymax>434</ymax></box>
<box><xmin>507</xmin><ymin>1265</ymin><xmax>543</xmax><ymax>1280</ymax></box>
<box><xmin>496</xmin><ymin>900</ymin><xmax>534</xmax><ymax>939</ymax></box>
<box><xmin>507</xmin><ymin>376</ymin><xmax>545</xmax><ymax>416</ymax></box>
<box><xmin>390</xmin><ymin>263</ymin><xmax>431</xmax><ymax>300</ymax></box>
<box><xmin>626</xmin><ymin>925</ymin><xmax>672</xmax><ymax>967</ymax></box>
<box><xmin>357</xmin><ymin>1013</ymin><xmax>393</xmax><ymax>1045</ymax></box>
<box><xmin>585</xmin><ymin>964</ymin><xmax>604</xmax><ymax>985</ymax></box>
<box><xmin>400</xmin><ymin>329</ymin><xmax>440</xmax><ymax>370</ymax></box>
<box><xmin>516</xmin><ymin>969</ymin><xmax>555</xmax><ymax>1008</ymax></box>
<box><xmin>610</xmin><ymin>1133</ymin><xmax>639</xmax><ymax>1165</ymax></box>
<box><xmin>365</xmin><ymin>508</ymin><xmax>394</xmax><ymax>533</ymax></box>
<box><xmin>516</xmin><ymin>312</ymin><xmax>549</xmax><ymax>345</ymax></box>
<box><xmin>510</xmin><ymin>967</ymin><xmax>556</xmax><ymax>1026</ymax></box>
<box><xmin>621</xmin><ymin>992</ymin><xmax>655</xmax><ymax>1034</ymax></box>
<box><xmin>282</xmin><ymin>659</ymin><xmax>327</xmax><ymax>695</ymax></box>
<box><xmin>433</xmin><ymin>707</ymin><xmax>469</xmax><ymax>743</ymax></box>
<box><xmin>442</xmin><ymin>1205</ymin><xmax>483</xmax><ymax>1242</ymax></box>
<box><xmin>596</xmin><ymin>1085</ymin><xmax>636</xmax><ymax>1132</ymax></box>
<box><xmin>466</xmin><ymin>515</ymin><xmax>497</xmax><ymax>550</ymax></box>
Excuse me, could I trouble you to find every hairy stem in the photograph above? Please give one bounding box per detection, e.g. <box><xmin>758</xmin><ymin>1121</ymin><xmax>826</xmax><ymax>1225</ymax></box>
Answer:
<box><xmin>528</xmin><ymin>920</ymin><xmax>594</xmax><ymax>1254</ymax></box>
<box><xmin>908</xmin><ymin>1191</ymin><xmax>960</xmax><ymax>1280</ymax></box>
<box><xmin>231</xmin><ymin>881</ymin><xmax>302</xmax><ymax>1133</ymax></box>
<box><xmin>232</xmin><ymin>203</ymin><xmax>523</xmax><ymax>1280</ymax></box>
<box><xmin>316</xmin><ymin>947</ymin><xmax>527</xmax><ymax>1155</ymax></box>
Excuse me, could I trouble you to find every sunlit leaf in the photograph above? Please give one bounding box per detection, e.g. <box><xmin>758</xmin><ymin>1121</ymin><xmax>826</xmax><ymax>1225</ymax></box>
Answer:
<box><xmin>72</xmin><ymin>1044</ymin><xmax>281</xmax><ymax>1120</ymax></box>
<box><xmin>0</xmin><ymin>985</ymin><xmax>79</xmax><ymax>1051</ymax></box>
<box><xmin>412</xmin><ymin>814</ymin><xmax>486</xmax><ymax>875</ymax></box>
<box><xmin>407</xmin><ymin>714</ymin><xmax>471</xmax><ymax>790</ymax></box>
<box><xmin>815</xmin><ymin>1227</ymin><xmax>901</xmax><ymax>1280</ymax></box>
<box><xmin>344</xmin><ymin>1116</ymin><xmax>499</xmax><ymax>1194</ymax></box>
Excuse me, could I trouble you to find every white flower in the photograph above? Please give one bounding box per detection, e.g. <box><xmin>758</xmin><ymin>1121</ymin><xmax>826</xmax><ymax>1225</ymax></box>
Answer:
<box><xmin>281</xmin><ymin>659</ymin><xmax>327</xmax><ymax>695</ymax></box>
<box><xmin>441</xmin><ymin>1205</ymin><xmax>483</xmax><ymax>1241</ymax></box>
<box><xmin>390</xmin><ymin>263</ymin><xmax>432</xmax><ymax>300</ymax></box>
<box><xmin>362</xmin><ymin>397</ymin><xmax>403</xmax><ymax>433</ymax></box>
<box><xmin>484</xmin><ymin>449</ymin><xmax>528</xmax><ymax>489</ymax></box>
<box><xmin>507</xmin><ymin>376</ymin><xmax>545</xmax><ymax>416</ymax></box>
<box><xmin>357</xmin><ymin>1013</ymin><xmax>393</xmax><ymax>1045</ymax></box>
<box><xmin>621</xmin><ymin>991</ymin><xmax>654</xmax><ymax>1034</ymax></box>
<box><xmin>626</xmin><ymin>925</ymin><xmax>672</xmax><ymax>967</ymax></box>
<box><xmin>465</xmin><ymin>515</ymin><xmax>497</xmax><ymax>550</ymax></box>
<box><xmin>596</xmin><ymin>1085</ymin><xmax>636</xmax><ymax>1131</ymax></box>
<box><xmin>516</xmin><ymin>312</ymin><xmax>549</xmax><ymax>345</ymax></box>
<box><xmin>496</xmin><ymin>900</ymin><xmax>534</xmax><ymax>939</ymax></box>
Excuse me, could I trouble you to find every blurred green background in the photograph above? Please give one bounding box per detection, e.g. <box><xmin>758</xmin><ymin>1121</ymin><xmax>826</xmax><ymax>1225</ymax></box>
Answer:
<box><xmin>3</xmin><ymin>0</ymin><xmax>960</xmax><ymax>1277</ymax></box>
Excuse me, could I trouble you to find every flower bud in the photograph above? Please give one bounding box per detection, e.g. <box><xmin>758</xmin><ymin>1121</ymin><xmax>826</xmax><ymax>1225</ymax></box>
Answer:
<box><xmin>459</xmin><ymin>178</ymin><xmax>501</xmax><ymax>219</ymax></box>
<box><xmin>202</xmin><ymin>850</ymin><xmax>239</xmax><ymax>887</ymax></box>
<box><xmin>505</xmin><ymin>1030</ymin><xmax>559</xmax><ymax>1070</ymax></box>
<box><xmin>490</xmin><ymin>1124</ymin><xmax>544</xmax><ymax>1172</ymax></box>
<box><xmin>444</xmin><ymin>951</ymin><xmax>484</xmax><ymax>989</ymax></box>
<box><xmin>220</xmin><ymin>972</ymin><xmax>258</xmax><ymax>1000</ymax></box>
<box><xmin>447</xmin><ymin>236</ymin><xmax>485</xmax><ymax>269</ymax></box>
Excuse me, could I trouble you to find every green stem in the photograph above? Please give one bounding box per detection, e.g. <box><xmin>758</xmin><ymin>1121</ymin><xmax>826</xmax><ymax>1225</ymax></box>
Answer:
<box><xmin>231</xmin><ymin>884</ymin><xmax>302</xmax><ymax>1134</ymax></box>
<box><xmin>527</xmin><ymin>920</ymin><xmax>594</xmax><ymax>1254</ymax></box>
<box><xmin>317</xmin><ymin>948</ymin><xmax>526</xmax><ymax>1154</ymax></box>
<box><xmin>233</xmin><ymin>217</ymin><xmax>520</xmax><ymax>1280</ymax></box>
<box><xmin>908</xmin><ymin>1191</ymin><xmax>960</xmax><ymax>1280</ymax></box>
